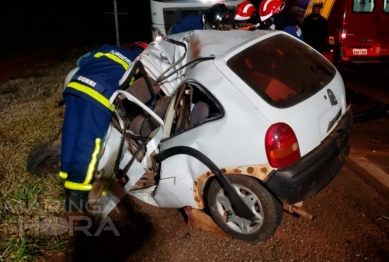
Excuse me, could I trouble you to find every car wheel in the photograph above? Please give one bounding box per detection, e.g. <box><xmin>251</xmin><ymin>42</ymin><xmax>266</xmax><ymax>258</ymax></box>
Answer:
<box><xmin>26</xmin><ymin>140</ymin><xmax>61</xmax><ymax>176</ymax></box>
<box><xmin>206</xmin><ymin>174</ymin><xmax>283</xmax><ymax>242</ymax></box>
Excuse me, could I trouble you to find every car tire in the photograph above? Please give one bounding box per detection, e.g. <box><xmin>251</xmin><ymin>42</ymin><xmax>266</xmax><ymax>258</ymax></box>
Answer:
<box><xmin>206</xmin><ymin>174</ymin><xmax>283</xmax><ymax>242</ymax></box>
<box><xmin>26</xmin><ymin>140</ymin><xmax>61</xmax><ymax>176</ymax></box>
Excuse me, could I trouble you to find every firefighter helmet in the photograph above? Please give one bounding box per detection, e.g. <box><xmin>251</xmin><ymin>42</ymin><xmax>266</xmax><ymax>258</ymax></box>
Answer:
<box><xmin>128</xmin><ymin>41</ymin><xmax>148</xmax><ymax>52</ymax></box>
<box><xmin>235</xmin><ymin>1</ymin><xmax>256</xmax><ymax>21</ymax></box>
<box><xmin>64</xmin><ymin>67</ymin><xmax>79</xmax><ymax>88</ymax></box>
<box><xmin>205</xmin><ymin>3</ymin><xmax>230</xmax><ymax>29</ymax></box>
<box><xmin>259</xmin><ymin>0</ymin><xmax>285</xmax><ymax>22</ymax></box>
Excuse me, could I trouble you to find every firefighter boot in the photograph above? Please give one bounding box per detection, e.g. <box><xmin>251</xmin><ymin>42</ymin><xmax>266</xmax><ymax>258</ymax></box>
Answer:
<box><xmin>61</xmin><ymin>192</ymin><xmax>92</xmax><ymax>238</ymax></box>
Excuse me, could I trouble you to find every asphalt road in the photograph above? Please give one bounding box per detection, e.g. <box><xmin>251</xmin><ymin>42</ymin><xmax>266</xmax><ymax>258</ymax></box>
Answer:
<box><xmin>58</xmin><ymin>165</ymin><xmax>389</xmax><ymax>261</ymax></box>
<box><xmin>339</xmin><ymin>61</ymin><xmax>389</xmax><ymax>202</ymax></box>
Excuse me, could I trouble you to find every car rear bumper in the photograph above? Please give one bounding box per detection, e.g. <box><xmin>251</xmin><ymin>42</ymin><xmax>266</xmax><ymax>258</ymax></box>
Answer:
<box><xmin>264</xmin><ymin>109</ymin><xmax>353</xmax><ymax>204</ymax></box>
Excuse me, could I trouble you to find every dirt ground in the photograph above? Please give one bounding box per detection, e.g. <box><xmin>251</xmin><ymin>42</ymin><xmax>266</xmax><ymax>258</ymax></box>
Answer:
<box><xmin>52</xmin><ymin>115</ymin><xmax>389</xmax><ymax>262</ymax></box>
<box><xmin>3</xmin><ymin>47</ymin><xmax>389</xmax><ymax>262</ymax></box>
<box><xmin>50</xmin><ymin>162</ymin><xmax>389</xmax><ymax>262</ymax></box>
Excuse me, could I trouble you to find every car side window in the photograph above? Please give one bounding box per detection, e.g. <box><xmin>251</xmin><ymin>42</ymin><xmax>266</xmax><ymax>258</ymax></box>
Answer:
<box><xmin>168</xmin><ymin>81</ymin><xmax>223</xmax><ymax>137</ymax></box>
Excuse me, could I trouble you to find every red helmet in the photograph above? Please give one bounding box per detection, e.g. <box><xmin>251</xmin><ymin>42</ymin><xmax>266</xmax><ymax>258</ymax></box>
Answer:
<box><xmin>131</xmin><ymin>41</ymin><xmax>148</xmax><ymax>50</ymax></box>
<box><xmin>235</xmin><ymin>1</ymin><xmax>256</xmax><ymax>21</ymax></box>
<box><xmin>259</xmin><ymin>0</ymin><xmax>285</xmax><ymax>22</ymax></box>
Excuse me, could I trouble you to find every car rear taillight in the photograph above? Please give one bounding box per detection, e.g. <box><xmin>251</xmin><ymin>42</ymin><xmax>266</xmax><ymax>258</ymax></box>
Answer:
<box><xmin>265</xmin><ymin>123</ymin><xmax>301</xmax><ymax>168</ymax></box>
<box><xmin>339</xmin><ymin>22</ymin><xmax>347</xmax><ymax>46</ymax></box>
<box><xmin>339</xmin><ymin>28</ymin><xmax>346</xmax><ymax>46</ymax></box>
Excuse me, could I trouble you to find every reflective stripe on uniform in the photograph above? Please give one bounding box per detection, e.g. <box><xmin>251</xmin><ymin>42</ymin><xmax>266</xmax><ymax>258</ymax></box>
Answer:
<box><xmin>67</xmin><ymin>82</ymin><xmax>115</xmax><ymax>112</ymax></box>
<box><xmin>129</xmin><ymin>77</ymin><xmax>135</xmax><ymax>86</ymax></box>
<box><xmin>59</xmin><ymin>171</ymin><xmax>68</xmax><ymax>179</ymax></box>
<box><xmin>84</xmin><ymin>138</ymin><xmax>101</xmax><ymax>185</ymax></box>
<box><xmin>94</xmin><ymin>52</ymin><xmax>130</xmax><ymax>70</ymax></box>
<box><xmin>64</xmin><ymin>181</ymin><xmax>93</xmax><ymax>191</ymax></box>
<box><xmin>59</xmin><ymin>138</ymin><xmax>101</xmax><ymax>191</ymax></box>
<box><xmin>62</xmin><ymin>139</ymin><xmax>101</xmax><ymax>192</ymax></box>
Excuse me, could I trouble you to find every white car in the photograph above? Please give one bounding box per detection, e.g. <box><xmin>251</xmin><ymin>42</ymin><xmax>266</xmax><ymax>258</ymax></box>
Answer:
<box><xmin>28</xmin><ymin>29</ymin><xmax>353</xmax><ymax>242</ymax></box>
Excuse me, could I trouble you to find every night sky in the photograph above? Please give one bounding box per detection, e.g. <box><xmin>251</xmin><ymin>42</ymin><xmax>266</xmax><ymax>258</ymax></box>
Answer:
<box><xmin>0</xmin><ymin>0</ymin><xmax>152</xmax><ymax>58</ymax></box>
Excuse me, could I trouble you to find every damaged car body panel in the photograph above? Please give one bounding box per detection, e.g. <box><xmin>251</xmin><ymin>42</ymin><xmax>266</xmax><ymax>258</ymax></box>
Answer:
<box><xmin>87</xmin><ymin>29</ymin><xmax>352</xmax><ymax>240</ymax></box>
<box><xmin>139</xmin><ymin>36</ymin><xmax>187</xmax><ymax>96</ymax></box>
<box><xmin>28</xmin><ymin>29</ymin><xmax>353</xmax><ymax>242</ymax></box>
<box><xmin>91</xmin><ymin>89</ymin><xmax>165</xmax><ymax>220</ymax></box>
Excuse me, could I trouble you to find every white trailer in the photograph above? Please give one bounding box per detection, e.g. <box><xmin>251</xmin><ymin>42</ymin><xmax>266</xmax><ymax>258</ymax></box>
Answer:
<box><xmin>150</xmin><ymin>0</ymin><xmax>244</xmax><ymax>36</ymax></box>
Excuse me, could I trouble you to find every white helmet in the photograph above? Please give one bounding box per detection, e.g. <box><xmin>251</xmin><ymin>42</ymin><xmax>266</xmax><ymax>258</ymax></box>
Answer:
<box><xmin>64</xmin><ymin>67</ymin><xmax>79</xmax><ymax>89</ymax></box>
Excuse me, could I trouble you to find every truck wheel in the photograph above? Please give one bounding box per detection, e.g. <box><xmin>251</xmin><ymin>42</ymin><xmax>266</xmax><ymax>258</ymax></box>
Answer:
<box><xmin>206</xmin><ymin>175</ymin><xmax>283</xmax><ymax>242</ymax></box>
<box><xmin>26</xmin><ymin>140</ymin><xmax>61</xmax><ymax>176</ymax></box>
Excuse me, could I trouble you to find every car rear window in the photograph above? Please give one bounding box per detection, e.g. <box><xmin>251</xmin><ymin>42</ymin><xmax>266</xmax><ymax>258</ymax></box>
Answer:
<box><xmin>227</xmin><ymin>34</ymin><xmax>336</xmax><ymax>108</ymax></box>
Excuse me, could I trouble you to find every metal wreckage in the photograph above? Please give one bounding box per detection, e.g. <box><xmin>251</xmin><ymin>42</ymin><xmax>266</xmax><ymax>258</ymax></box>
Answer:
<box><xmin>27</xmin><ymin>29</ymin><xmax>352</xmax><ymax>242</ymax></box>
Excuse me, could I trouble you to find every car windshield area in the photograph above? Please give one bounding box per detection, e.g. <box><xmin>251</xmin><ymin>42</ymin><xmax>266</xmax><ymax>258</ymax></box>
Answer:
<box><xmin>227</xmin><ymin>34</ymin><xmax>336</xmax><ymax>108</ymax></box>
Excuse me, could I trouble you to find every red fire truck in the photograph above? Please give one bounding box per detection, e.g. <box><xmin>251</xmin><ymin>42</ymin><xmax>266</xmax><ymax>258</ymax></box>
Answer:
<box><xmin>301</xmin><ymin>0</ymin><xmax>389</xmax><ymax>62</ymax></box>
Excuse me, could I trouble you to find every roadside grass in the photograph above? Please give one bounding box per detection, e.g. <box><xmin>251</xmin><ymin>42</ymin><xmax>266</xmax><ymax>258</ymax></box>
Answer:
<box><xmin>0</xmin><ymin>49</ymin><xmax>87</xmax><ymax>261</ymax></box>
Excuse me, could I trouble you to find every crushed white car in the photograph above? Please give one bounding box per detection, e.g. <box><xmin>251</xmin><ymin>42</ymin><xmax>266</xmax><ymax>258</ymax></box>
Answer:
<box><xmin>28</xmin><ymin>29</ymin><xmax>353</xmax><ymax>242</ymax></box>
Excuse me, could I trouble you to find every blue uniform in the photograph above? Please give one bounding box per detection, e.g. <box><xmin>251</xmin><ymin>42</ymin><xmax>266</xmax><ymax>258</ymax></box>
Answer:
<box><xmin>282</xmin><ymin>25</ymin><xmax>304</xmax><ymax>41</ymax></box>
<box><xmin>60</xmin><ymin>44</ymin><xmax>141</xmax><ymax>194</ymax></box>
<box><xmin>273</xmin><ymin>10</ymin><xmax>304</xmax><ymax>41</ymax></box>
<box><xmin>169</xmin><ymin>15</ymin><xmax>204</xmax><ymax>35</ymax></box>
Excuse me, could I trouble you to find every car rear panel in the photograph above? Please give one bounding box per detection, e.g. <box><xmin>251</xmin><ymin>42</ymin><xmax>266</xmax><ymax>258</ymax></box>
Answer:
<box><xmin>259</xmin><ymin>78</ymin><xmax>347</xmax><ymax>157</ymax></box>
<box><xmin>264</xmin><ymin>109</ymin><xmax>353</xmax><ymax>204</ymax></box>
<box><xmin>220</xmin><ymin>31</ymin><xmax>352</xmax><ymax>203</ymax></box>
<box><xmin>226</xmin><ymin>34</ymin><xmax>347</xmax><ymax>155</ymax></box>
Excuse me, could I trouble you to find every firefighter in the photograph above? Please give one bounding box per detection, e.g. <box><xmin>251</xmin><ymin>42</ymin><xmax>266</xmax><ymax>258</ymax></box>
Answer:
<box><xmin>258</xmin><ymin>0</ymin><xmax>304</xmax><ymax>41</ymax></box>
<box><xmin>167</xmin><ymin>3</ymin><xmax>232</xmax><ymax>35</ymax></box>
<box><xmin>59</xmin><ymin>42</ymin><xmax>147</xmax><ymax>228</ymax></box>
<box><xmin>234</xmin><ymin>0</ymin><xmax>259</xmax><ymax>30</ymax></box>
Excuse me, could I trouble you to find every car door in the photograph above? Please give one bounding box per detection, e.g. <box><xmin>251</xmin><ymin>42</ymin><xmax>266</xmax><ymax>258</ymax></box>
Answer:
<box><xmin>93</xmin><ymin>36</ymin><xmax>189</xmax><ymax>220</ymax></box>
<box><xmin>154</xmin><ymin>81</ymin><xmax>225</xmax><ymax>208</ymax></box>
<box><xmin>91</xmin><ymin>78</ymin><xmax>166</xmax><ymax>222</ymax></box>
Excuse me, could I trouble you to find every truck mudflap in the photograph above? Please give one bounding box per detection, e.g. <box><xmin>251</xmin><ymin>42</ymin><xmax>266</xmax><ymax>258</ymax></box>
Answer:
<box><xmin>264</xmin><ymin>109</ymin><xmax>353</xmax><ymax>205</ymax></box>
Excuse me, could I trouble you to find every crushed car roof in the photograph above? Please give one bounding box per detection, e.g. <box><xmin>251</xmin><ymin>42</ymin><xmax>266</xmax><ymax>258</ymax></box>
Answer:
<box><xmin>170</xmin><ymin>29</ymin><xmax>276</xmax><ymax>60</ymax></box>
<box><xmin>140</xmin><ymin>29</ymin><xmax>287</xmax><ymax>95</ymax></box>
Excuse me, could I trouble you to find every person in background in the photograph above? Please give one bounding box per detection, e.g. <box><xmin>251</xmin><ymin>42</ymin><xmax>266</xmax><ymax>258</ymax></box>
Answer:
<box><xmin>301</xmin><ymin>2</ymin><xmax>328</xmax><ymax>52</ymax></box>
<box><xmin>234</xmin><ymin>0</ymin><xmax>258</xmax><ymax>30</ymax></box>
<box><xmin>59</xmin><ymin>42</ymin><xmax>146</xmax><ymax>232</ymax></box>
<box><xmin>168</xmin><ymin>3</ymin><xmax>232</xmax><ymax>35</ymax></box>
<box><xmin>258</xmin><ymin>0</ymin><xmax>304</xmax><ymax>41</ymax></box>
<box><xmin>290</xmin><ymin>0</ymin><xmax>311</xmax><ymax>22</ymax></box>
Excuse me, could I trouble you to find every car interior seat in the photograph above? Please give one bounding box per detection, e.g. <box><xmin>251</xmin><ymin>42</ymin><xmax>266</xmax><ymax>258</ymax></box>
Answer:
<box><xmin>173</xmin><ymin>84</ymin><xmax>211</xmax><ymax>134</ymax></box>
<box><xmin>190</xmin><ymin>101</ymin><xmax>210</xmax><ymax>126</ymax></box>
<box><xmin>118</xmin><ymin>75</ymin><xmax>162</xmax><ymax>123</ymax></box>
<box><xmin>129</xmin><ymin>95</ymin><xmax>171</xmax><ymax>137</ymax></box>
<box><xmin>125</xmin><ymin>76</ymin><xmax>161</xmax><ymax>104</ymax></box>
<box><xmin>126</xmin><ymin>95</ymin><xmax>171</xmax><ymax>161</ymax></box>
